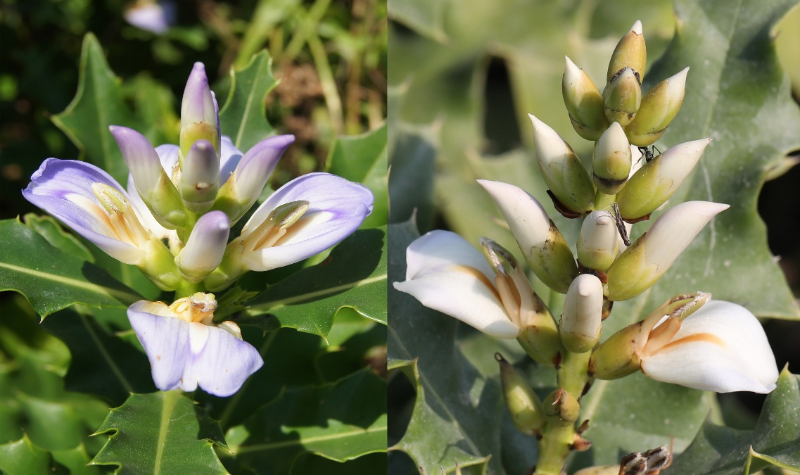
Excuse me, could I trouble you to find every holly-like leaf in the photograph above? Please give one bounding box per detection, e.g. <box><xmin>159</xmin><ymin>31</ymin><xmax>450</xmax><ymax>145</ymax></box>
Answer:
<box><xmin>388</xmin><ymin>219</ymin><xmax>497</xmax><ymax>475</ymax></box>
<box><xmin>219</xmin><ymin>50</ymin><xmax>278</xmax><ymax>152</ymax></box>
<box><xmin>41</xmin><ymin>308</ymin><xmax>156</xmax><ymax>406</ymax></box>
<box><xmin>327</xmin><ymin>124</ymin><xmax>389</xmax><ymax>228</ymax></box>
<box><xmin>0</xmin><ymin>435</ymin><xmax>67</xmax><ymax>475</ymax></box>
<box><xmin>387</xmin><ymin>0</ymin><xmax>448</xmax><ymax>42</ymax></box>
<box><xmin>388</xmin><ymin>120</ymin><xmax>438</xmax><ymax>232</ymax></box>
<box><xmin>51</xmin><ymin>33</ymin><xmax>144</xmax><ymax>184</ymax></box>
<box><xmin>667</xmin><ymin>368</ymin><xmax>800</xmax><ymax>475</ymax></box>
<box><xmin>91</xmin><ymin>391</ymin><xmax>228</xmax><ymax>474</ymax></box>
<box><xmin>231</xmin><ymin>369</ymin><xmax>387</xmax><ymax>475</ymax></box>
<box><xmin>0</xmin><ymin>219</ymin><xmax>141</xmax><ymax>317</ymax></box>
<box><xmin>23</xmin><ymin>214</ymin><xmax>94</xmax><ymax>263</ymax></box>
<box><xmin>242</xmin><ymin>228</ymin><xmax>387</xmax><ymax>337</ymax></box>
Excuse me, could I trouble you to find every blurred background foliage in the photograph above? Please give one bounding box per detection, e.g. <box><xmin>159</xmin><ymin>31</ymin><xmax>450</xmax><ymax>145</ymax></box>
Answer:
<box><xmin>386</xmin><ymin>0</ymin><xmax>800</xmax><ymax>473</ymax></box>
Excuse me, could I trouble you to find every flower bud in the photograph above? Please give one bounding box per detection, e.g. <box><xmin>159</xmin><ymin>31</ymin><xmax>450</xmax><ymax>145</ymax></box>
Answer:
<box><xmin>180</xmin><ymin>139</ymin><xmax>220</xmax><ymax>213</ymax></box>
<box><xmin>542</xmin><ymin>387</ymin><xmax>580</xmax><ymax>426</ymax></box>
<box><xmin>527</xmin><ymin>115</ymin><xmax>595</xmax><ymax>215</ymax></box>
<box><xmin>616</xmin><ymin>138</ymin><xmax>712</xmax><ymax>221</ymax></box>
<box><xmin>589</xmin><ymin>321</ymin><xmax>646</xmax><ymax>380</ymax></box>
<box><xmin>180</xmin><ymin>62</ymin><xmax>220</xmax><ymax>157</ymax></box>
<box><xmin>496</xmin><ymin>353</ymin><xmax>544</xmax><ymax>435</ymax></box>
<box><xmin>573</xmin><ymin>466</ymin><xmax>620</xmax><ymax>475</ymax></box>
<box><xmin>560</xmin><ymin>274</ymin><xmax>603</xmax><ymax>353</ymax></box>
<box><xmin>577</xmin><ymin>211</ymin><xmax>619</xmax><ymax>271</ymax></box>
<box><xmin>625</xmin><ymin>68</ymin><xmax>689</xmax><ymax>146</ymax></box>
<box><xmin>214</xmin><ymin>135</ymin><xmax>295</xmax><ymax>223</ymax></box>
<box><xmin>592</xmin><ymin>122</ymin><xmax>632</xmax><ymax>194</ymax></box>
<box><xmin>562</xmin><ymin>56</ymin><xmax>609</xmax><ymax>141</ymax></box>
<box><xmin>606</xmin><ymin>21</ymin><xmax>646</xmax><ymax>82</ymax></box>
<box><xmin>478</xmin><ymin>180</ymin><xmax>578</xmax><ymax>293</ymax></box>
<box><xmin>603</xmin><ymin>68</ymin><xmax>642</xmax><ymax>127</ymax></box>
<box><xmin>605</xmin><ymin>201</ymin><xmax>729</xmax><ymax>301</ymax></box>
<box><xmin>139</xmin><ymin>238</ymin><xmax>181</xmax><ymax>290</ymax></box>
<box><xmin>109</xmin><ymin>126</ymin><xmax>186</xmax><ymax>228</ymax></box>
<box><xmin>175</xmin><ymin>211</ymin><xmax>230</xmax><ymax>282</ymax></box>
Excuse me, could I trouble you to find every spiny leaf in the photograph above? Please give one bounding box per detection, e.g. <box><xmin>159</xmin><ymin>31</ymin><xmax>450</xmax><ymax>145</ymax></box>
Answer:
<box><xmin>91</xmin><ymin>391</ymin><xmax>228</xmax><ymax>475</ymax></box>
<box><xmin>51</xmin><ymin>33</ymin><xmax>144</xmax><ymax>184</ymax></box>
<box><xmin>0</xmin><ymin>219</ymin><xmax>141</xmax><ymax>317</ymax></box>
<box><xmin>231</xmin><ymin>369</ymin><xmax>387</xmax><ymax>475</ymax></box>
<box><xmin>219</xmin><ymin>50</ymin><xmax>278</xmax><ymax>151</ymax></box>
<box><xmin>242</xmin><ymin>228</ymin><xmax>387</xmax><ymax>337</ymax></box>
<box><xmin>327</xmin><ymin>124</ymin><xmax>389</xmax><ymax>228</ymax></box>
<box><xmin>0</xmin><ymin>434</ymin><xmax>67</xmax><ymax>475</ymax></box>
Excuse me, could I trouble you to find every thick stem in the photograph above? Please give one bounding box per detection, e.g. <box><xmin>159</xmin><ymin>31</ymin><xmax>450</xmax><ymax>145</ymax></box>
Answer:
<box><xmin>593</xmin><ymin>190</ymin><xmax>616</xmax><ymax>211</ymax></box>
<box><xmin>535</xmin><ymin>350</ymin><xmax>593</xmax><ymax>475</ymax></box>
<box><xmin>175</xmin><ymin>280</ymin><xmax>205</xmax><ymax>299</ymax></box>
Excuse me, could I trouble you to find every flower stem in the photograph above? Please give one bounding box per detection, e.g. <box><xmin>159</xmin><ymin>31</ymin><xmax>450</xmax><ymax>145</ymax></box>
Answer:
<box><xmin>175</xmin><ymin>280</ymin><xmax>205</xmax><ymax>299</ymax></box>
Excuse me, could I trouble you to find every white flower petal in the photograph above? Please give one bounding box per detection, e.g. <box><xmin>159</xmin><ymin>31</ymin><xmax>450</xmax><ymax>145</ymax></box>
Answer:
<box><xmin>477</xmin><ymin>180</ymin><xmax>551</xmax><ymax>249</ymax></box>
<box><xmin>641</xmin><ymin>300</ymin><xmax>778</xmax><ymax>393</ymax></box>
<box><xmin>405</xmin><ymin>230</ymin><xmax>494</xmax><ymax>281</ymax></box>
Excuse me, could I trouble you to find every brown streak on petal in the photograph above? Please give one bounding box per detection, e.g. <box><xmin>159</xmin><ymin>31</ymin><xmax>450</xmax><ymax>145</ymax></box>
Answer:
<box><xmin>451</xmin><ymin>264</ymin><xmax>502</xmax><ymax>302</ymax></box>
<box><xmin>658</xmin><ymin>332</ymin><xmax>727</xmax><ymax>352</ymax></box>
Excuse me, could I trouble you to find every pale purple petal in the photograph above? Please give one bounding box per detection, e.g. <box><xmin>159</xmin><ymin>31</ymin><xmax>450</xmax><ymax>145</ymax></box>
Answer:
<box><xmin>182</xmin><ymin>323</ymin><xmax>264</xmax><ymax>397</ymax></box>
<box><xmin>181</xmin><ymin>63</ymin><xmax>217</xmax><ymax>129</ymax></box>
<box><xmin>241</xmin><ymin>172</ymin><xmax>374</xmax><ymax>271</ymax></box>
<box><xmin>109</xmin><ymin>126</ymin><xmax>163</xmax><ymax>198</ymax></box>
<box><xmin>124</xmin><ymin>0</ymin><xmax>175</xmax><ymax>35</ymax></box>
<box><xmin>127</xmin><ymin>301</ymin><xmax>189</xmax><ymax>391</ymax></box>
<box><xmin>232</xmin><ymin>135</ymin><xmax>295</xmax><ymax>212</ymax></box>
<box><xmin>176</xmin><ymin>211</ymin><xmax>230</xmax><ymax>280</ymax></box>
<box><xmin>23</xmin><ymin>158</ymin><xmax>144</xmax><ymax>264</ymax></box>
<box><xmin>127</xmin><ymin>174</ymin><xmax>174</xmax><ymax>240</ymax></box>
<box><xmin>218</xmin><ymin>136</ymin><xmax>243</xmax><ymax>185</ymax></box>
<box><xmin>155</xmin><ymin>144</ymin><xmax>180</xmax><ymax>175</ymax></box>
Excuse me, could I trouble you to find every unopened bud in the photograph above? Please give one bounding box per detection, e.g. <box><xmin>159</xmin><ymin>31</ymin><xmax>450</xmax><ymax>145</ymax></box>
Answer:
<box><xmin>561</xmin><ymin>274</ymin><xmax>603</xmax><ymax>353</ymax></box>
<box><xmin>528</xmin><ymin>115</ymin><xmax>595</xmax><ymax>215</ymax></box>
<box><xmin>607</xmin><ymin>21</ymin><xmax>646</xmax><ymax>82</ymax></box>
<box><xmin>139</xmin><ymin>238</ymin><xmax>181</xmax><ymax>290</ymax></box>
<box><xmin>604</xmin><ymin>68</ymin><xmax>642</xmax><ymax>126</ymax></box>
<box><xmin>478</xmin><ymin>180</ymin><xmax>578</xmax><ymax>293</ymax></box>
<box><xmin>616</xmin><ymin>138</ymin><xmax>711</xmax><ymax>221</ymax></box>
<box><xmin>573</xmin><ymin>466</ymin><xmax>620</xmax><ymax>475</ymax></box>
<box><xmin>175</xmin><ymin>211</ymin><xmax>230</xmax><ymax>282</ymax></box>
<box><xmin>605</xmin><ymin>201</ymin><xmax>729</xmax><ymax>301</ymax></box>
<box><xmin>496</xmin><ymin>353</ymin><xmax>544</xmax><ymax>435</ymax></box>
<box><xmin>625</xmin><ymin>68</ymin><xmax>689</xmax><ymax>147</ymax></box>
<box><xmin>577</xmin><ymin>211</ymin><xmax>619</xmax><ymax>271</ymax></box>
<box><xmin>563</xmin><ymin>56</ymin><xmax>609</xmax><ymax>141</ymax></box>
<box><xmin>589</xmin><ymin>322</ymin><xmax>645</xmax><ymax>379</ymax></box>
<box><xmin>180</xmin><ymin>62</ymin><xmax>220</xmax><ymax>157</ymax></box>
<box><xmin>542</xmin><ymin>387</ymin><xmax>580</xmax><ymax>426</ymax></box>
<box><xmin>180</xmin><ymin>139</ymin><xmax>220</xmax><ymax>213</ymax></box>
<box><xmin>109</xmin><ymin>125</ymin><xmax>186</xmax><ymax>228</ymax></box>
<box><xmin>593</xmin><ymin>122</ymin><xmax>632</xmax><ymax>194</ymax></box>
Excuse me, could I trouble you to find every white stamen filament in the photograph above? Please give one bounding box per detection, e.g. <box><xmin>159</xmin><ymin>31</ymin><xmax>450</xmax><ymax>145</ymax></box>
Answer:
<box><xmin>510</xmin><ymin>268</ymin><xmax>536</xmax><ymax>328</ymax></box>
<box><xmin>495</xmin><ymin>275</ymin><xmax>521</xmax><ymax>328</ymax></box>
<box><xmin>88</xmin><ymin>183</ymin><xmax>152</xmax><ymax>249</ymax></box>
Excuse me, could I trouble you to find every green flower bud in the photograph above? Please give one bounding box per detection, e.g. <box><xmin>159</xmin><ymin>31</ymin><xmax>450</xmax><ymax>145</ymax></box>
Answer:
<box><xmin>496</xmin><ymin>353</ymin><xmax>544</xmax><ymax>435</ymax></box>
<box><xmin>607</xmin><ymin>20</ymin><xmax>646</xmax><ymax>82</ymax></box>
<box><xmin>573</xmin><ymin>466</ymin><xmax>620</xmax><ymax>475</ymax></box>
<box><xmin>589</xmin><ymin>321</ymin><xmax>645</xmax><ymax>380</ymax></box>
<box><xmin>527</xmin><ymin>115</ymin><xmax>595</xmax><ymax>215</ymax></box>
<box><xmin>593</xmin><ymin>122</ymin><xmax>632</xmax><ymax>194</ymax></box>
<box><xmin>180</xmin><ymin>139</ymin><xmax>220</xmax><ymax>214</ymax></box>
<box><xmin>561</xmin><ymin>274</ymin><xmax>604</xmax><ymax>353</ymax></box>
<box><xmin>139</xmin><ymin>238</ymin><xmax>181</xmax><ymax>291</ymax></box>
<box><xmin>604</xmin><ymin>68</ymin><xmax>642</xmax><ymax>127</ymax></box>
<box><xmin>563</xmin><ymin>56</ymin><xmax>609</xmax><ymax>141</ymax></box>
<box><xmin>577</xmin><ymin>210</ymin><xmax>619</xmax><ymax>271</ymax></box>
<box><xmin>542</xmin><ymin>387</ymin><xmax>580</xmax><ymax>426</ymax></box>
<box><xmin>479</xmin><ymin>180</ymin><xmax>580</xmax><ymax>293</ymax></box>
<box><xmin>605</xmin><ymin>201</ymin><xmax>729</xmax><ymax>301</ymax></box>
<box><xmin>625</xmin><ymin>68</ymin><xmax>689</xmax><ymax>146</ymax></box>
<box><xmin>616</xmin><ymin>138</ymin><xmax>712</xmax><ymax>221</ymax></box>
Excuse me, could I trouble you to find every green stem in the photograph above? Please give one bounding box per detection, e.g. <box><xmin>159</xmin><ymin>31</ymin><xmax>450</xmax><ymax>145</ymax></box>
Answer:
<box><xmin>175</xmin><ymin>280</ymin><xmax>204</xmax><ymax>299</ymax></box>
<box><xmin>535</xmin><ymin>350</ymin><xmax>593</xmax><ymax>474</ymax></box>
<box><xmin>593</xmin><ymin>190</ymin><xmax>616</xmax><ymax>211</ymax></box>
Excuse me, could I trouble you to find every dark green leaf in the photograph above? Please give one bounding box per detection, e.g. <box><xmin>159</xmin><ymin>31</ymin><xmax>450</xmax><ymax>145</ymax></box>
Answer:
<box><xmin>243</xmin><ymin>228</ymin><xmax>387</xmax><ymax>337</ymax></box>
<box><xmin>219</xmin><ymin>50</ymin><xmax>277</xmax><ymax>152</ymax></box>
<box><xmin>388</xmin><ymin>122</ymin><xmax>437</xmax><ymax>231</ymax></box>
<box><xmin>387</xmin><ymin>0</ymin><xmax>448</xmax><ymax>42</ymax></box>
<box><xmin>51</xmin><ymin>33</ymin><xmax>144</xmax><ymax>184</ymax></box>
<box><xmin>23</xmin><ymin>214</ymin><xmax>94</xmax><ymax>262</ymax></box>
<box><xmin>52</xmin><ymin>445</ymin><xmax>102</xmax><ymax>475</ymax></box>
<box><xmin>91</xmin><ymin>391</ymin><xmax>228</xmax><ymax>474</ymax></box>
<box><xmin>0</xmin><ymin>219</ymin><xmax>141</xmax><ymax>317</ymax></box>
<box><xmin>387</xmin><ymin>219</ymin><xmax>496</xmax><ymax>475</ymax></box>
<box><xmin>668</xmin><ymin>368</ymin><xmax>800</xmax><ymax>475</ymax></box>
<box><xmin>232</xmin><ymin>369</ymin><xmax>387</xmax><ymax>475</ymax></box>
<box><xmin>42</xmin><ymin>309</ymin><xmax>156</xmax><ymax>406</ymax></box>
<box><xmin>327</xmin><ymin>124</ymin><xmax>389</xmax><ymax>228</ymax></box>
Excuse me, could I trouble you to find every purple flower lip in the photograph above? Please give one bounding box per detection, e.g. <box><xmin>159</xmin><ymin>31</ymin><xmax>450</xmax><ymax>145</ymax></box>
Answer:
<box><xmin>22</xmin><ymin>158</ymin><xmax>153</xmax><ymax>265</ymax></box>
<box><xmin>128</xmin><ymin>296</ymin><xmax>263</xmax><ymax>397</ymax></box>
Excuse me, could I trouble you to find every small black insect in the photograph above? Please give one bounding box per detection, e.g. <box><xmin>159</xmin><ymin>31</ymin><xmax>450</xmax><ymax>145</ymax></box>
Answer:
<box><xmin>637</xmin><ymin>145</ymin><xmax>661</xmax><ymax>164</ymax></box>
